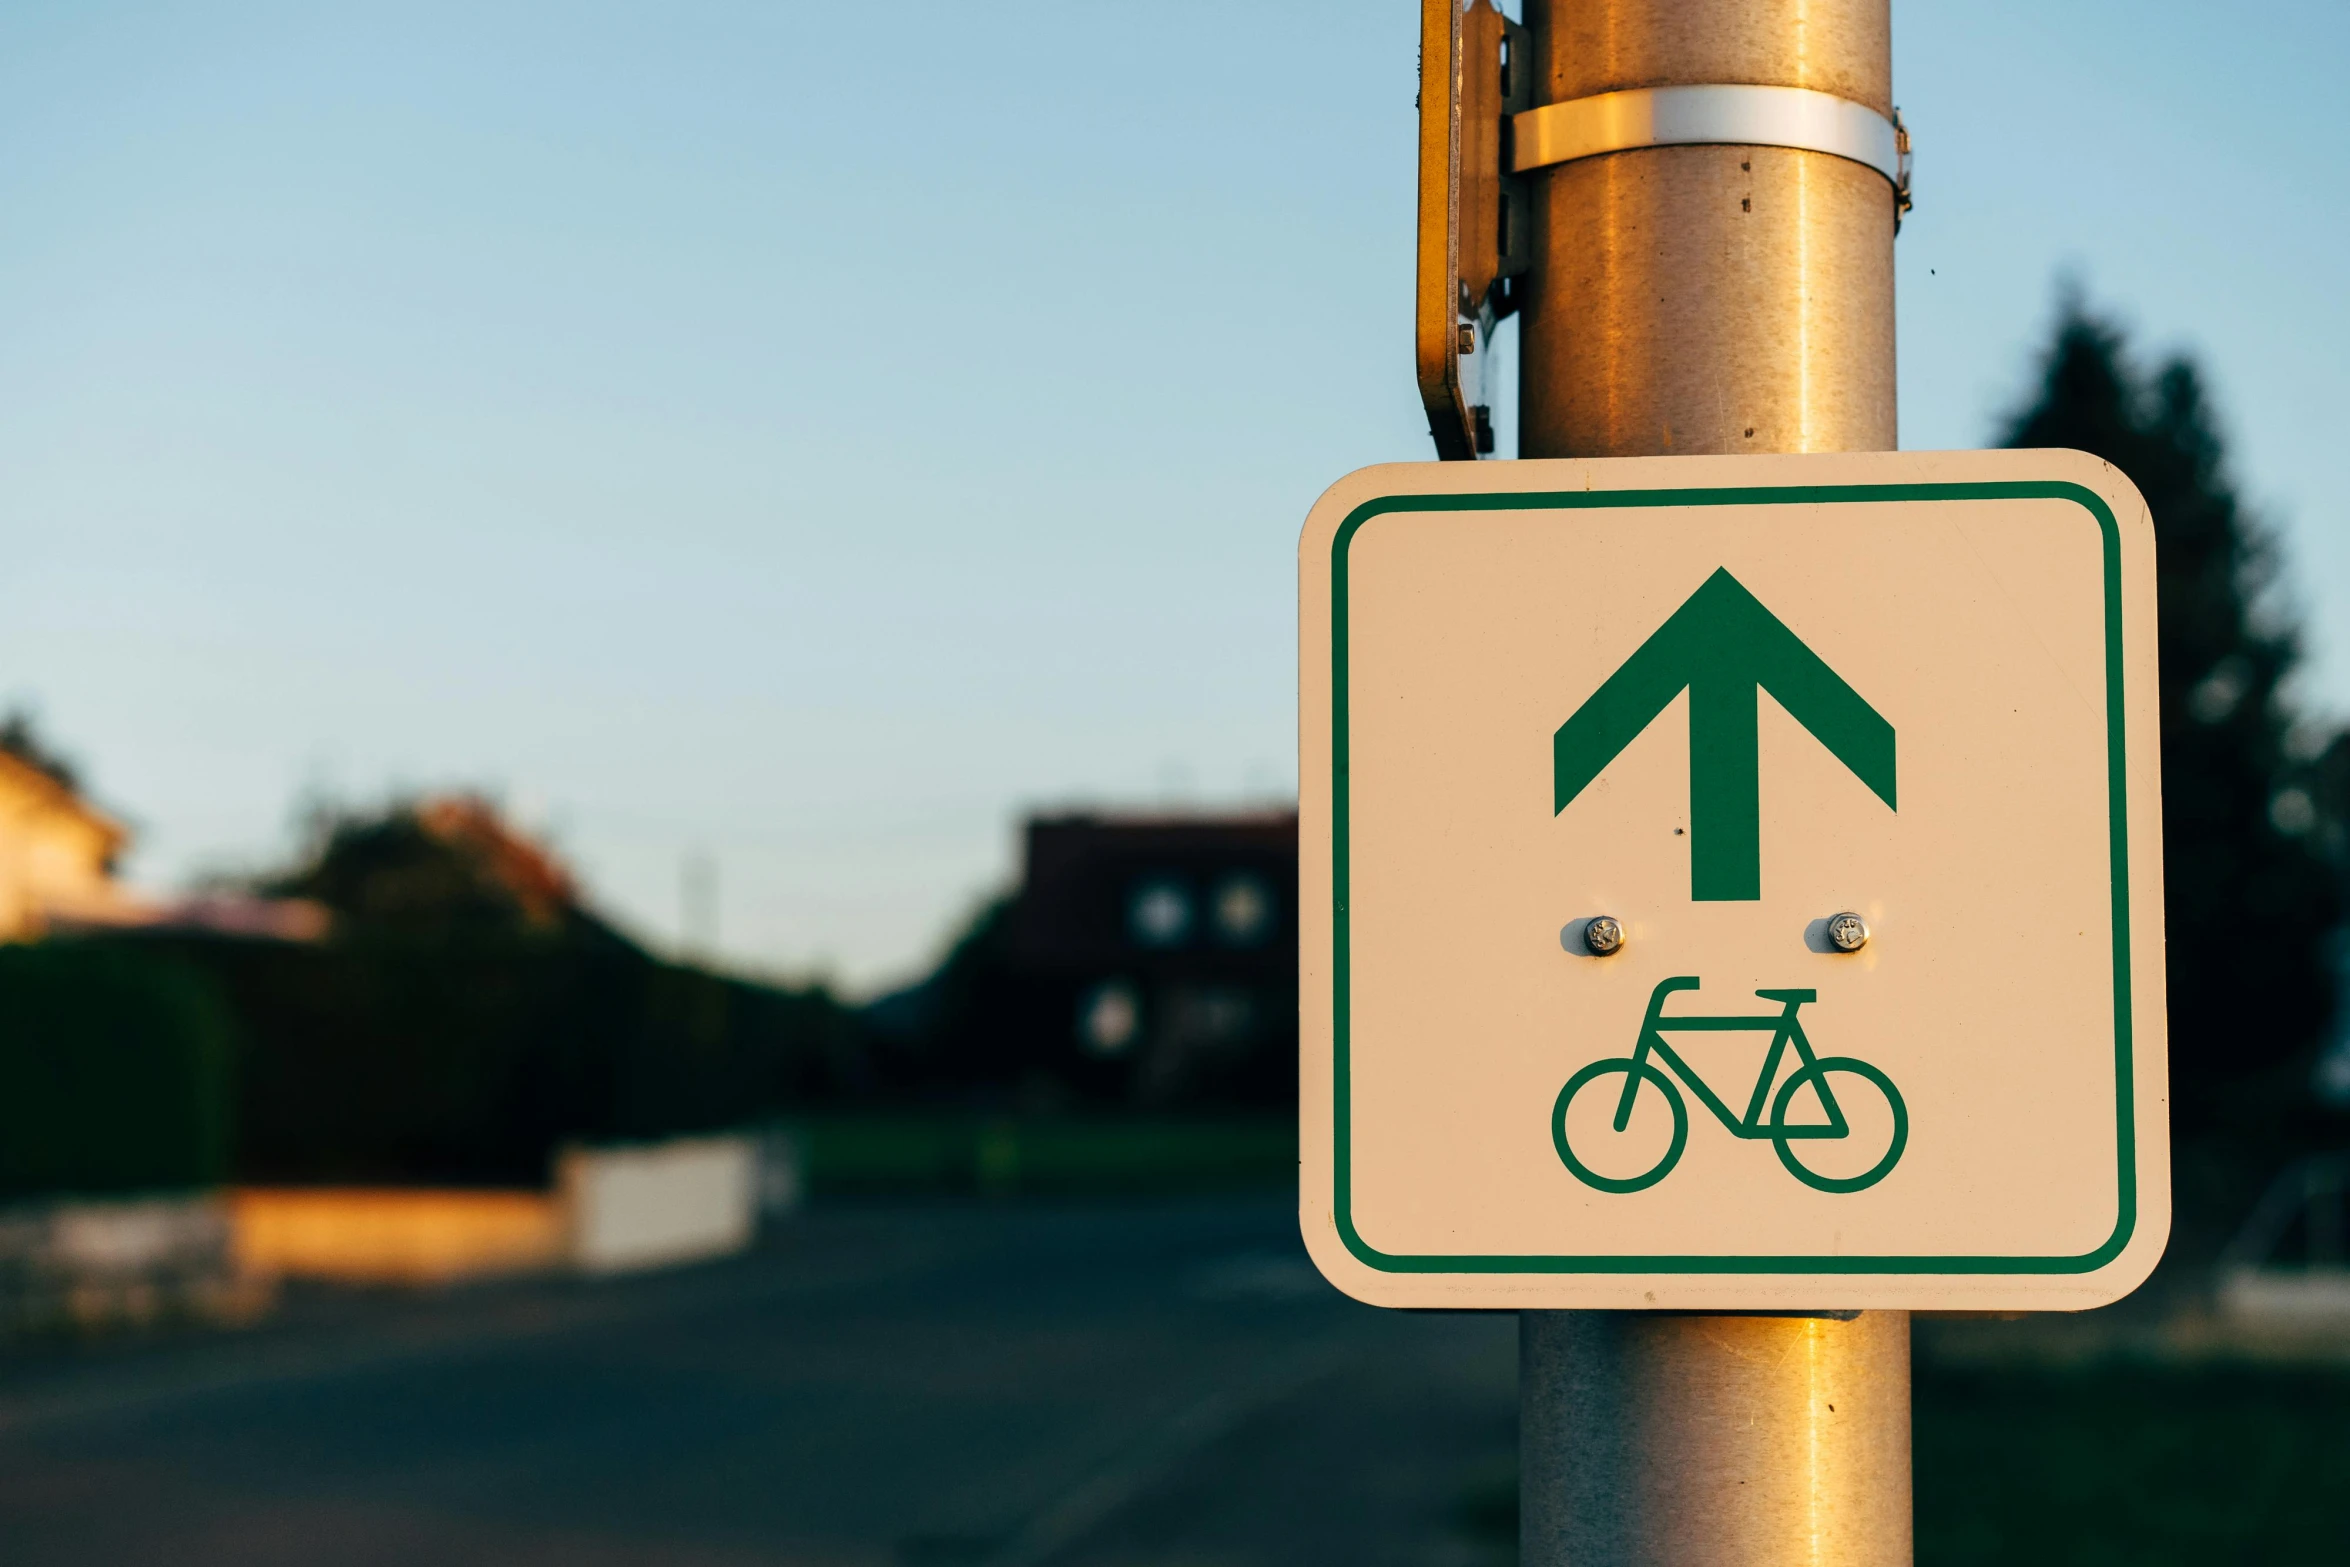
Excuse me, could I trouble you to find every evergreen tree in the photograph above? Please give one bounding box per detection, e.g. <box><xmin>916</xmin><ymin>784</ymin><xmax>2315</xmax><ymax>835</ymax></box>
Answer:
<box><xmin>2001</xmin><ymin>297</ymin><xmax>2338</xmax><ymax>1136</ymax></box>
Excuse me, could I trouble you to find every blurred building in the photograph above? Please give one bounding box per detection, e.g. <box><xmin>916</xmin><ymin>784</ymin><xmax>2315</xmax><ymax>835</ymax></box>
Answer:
<box><xmin>985</xmin><ymin>811</ymin><xmax>1297</xmax><ymax>1107</ymax></box>
<box><xmin>0</xmin><ymin>733</ymin><xmax>327</xmax><ymax>943</ymax></box>
<box><xmin>0</xmin><ymin>748</ymin><xmax>136</xmax><ymax>939</ymax></box>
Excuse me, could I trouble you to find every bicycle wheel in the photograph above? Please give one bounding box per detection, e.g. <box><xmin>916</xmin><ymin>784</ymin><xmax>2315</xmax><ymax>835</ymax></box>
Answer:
<box><xmin>1768</xmin><ymin>1057</ymin><xmax>1908</xmax><ymax>1193</ymax></box>
<box><xmin>1553</xmin><ymin>1058</ymin><xmax>1688</xmax><ymax>1194</ymax></box>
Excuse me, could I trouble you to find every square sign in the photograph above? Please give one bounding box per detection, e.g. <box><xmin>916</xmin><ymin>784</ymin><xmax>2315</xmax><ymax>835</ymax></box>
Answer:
<box><xmin>1297</xmin><ymin>450</ymin><xmax>2169</xmax><ymax>1310</ymax></box>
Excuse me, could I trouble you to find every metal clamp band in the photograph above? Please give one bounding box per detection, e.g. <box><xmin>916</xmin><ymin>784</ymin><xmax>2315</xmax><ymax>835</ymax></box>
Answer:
<box><xmin>1512</xmin><ymin>83</ymin><xmax>1910</xmax><ymax>200</ymax></box>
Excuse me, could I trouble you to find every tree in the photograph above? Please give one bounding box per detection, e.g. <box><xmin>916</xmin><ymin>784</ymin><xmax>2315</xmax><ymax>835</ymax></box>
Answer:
<box><xmin>2001</xmin><ymin>296</ymin><xmax>2339</xmax><ymax>1137</ymax></box>
<box><xmin>268</xmin><ymin>795</ymin><xmax>622</xmax><ymax>944</ymax></box>
<box><xmin>173</xmin><ymin>794</ymin><xmax>873</xmax><ymax>1183</ymax></box>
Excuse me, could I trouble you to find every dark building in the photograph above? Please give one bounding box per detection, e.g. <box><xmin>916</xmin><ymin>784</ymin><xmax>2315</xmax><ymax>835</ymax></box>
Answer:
<box><xmin>937</xmin><ymin>811</ymin><xmax>1298</xmax><ymax>1108</ymax></box>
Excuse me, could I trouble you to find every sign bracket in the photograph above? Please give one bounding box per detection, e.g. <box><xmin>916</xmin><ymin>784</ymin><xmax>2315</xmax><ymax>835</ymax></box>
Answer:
<box><xmin>1416</xmin><ymin>0</ymin><xmax>1531</xmax><ymax>460</ymax></box>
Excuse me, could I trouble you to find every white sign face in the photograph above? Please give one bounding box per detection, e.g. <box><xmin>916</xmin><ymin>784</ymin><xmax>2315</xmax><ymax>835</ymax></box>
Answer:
<box><xmin>1297</xmin><ymin>450</ymin><xmax>2169</xmax><ymax>1310</ymax></box>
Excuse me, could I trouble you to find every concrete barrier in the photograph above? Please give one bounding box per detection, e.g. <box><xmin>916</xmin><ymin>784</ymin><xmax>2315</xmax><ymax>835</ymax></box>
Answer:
<box><xmin>226</xmin><ymin>1132</ymin><xmax>777</xmax><ymax>1287</ymax></box>
<box><xmin>560</xmin><ymin>1135</ymin><xmax>757</xmax><ymax>1275</ymax></box>
<box><xmin>2215</xmin><ymin>1154</ymin><xmax>2350</xmax><ymax>1331</ymax></box>
<box><xmin>229</xmin><ymin>1188</ymin><xmax>567</xmax><ymax>1286</ymax></box>
<box><xmin>2216</xmin><ymin>1265</ymin><xmax>2350</xmax><ymax>1325</ymax></box>
<box><xmin>0</xmin><ymin>1193</ymin><xmax>261</xmax><ymax>1335</ymax></box>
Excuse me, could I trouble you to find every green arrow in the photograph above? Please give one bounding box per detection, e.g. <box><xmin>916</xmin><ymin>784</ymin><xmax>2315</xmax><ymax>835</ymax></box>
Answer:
<box><xmin>1554</xmin><ymin>568</ymin><xmax>1895</xmax><ymax>901</ymax></box>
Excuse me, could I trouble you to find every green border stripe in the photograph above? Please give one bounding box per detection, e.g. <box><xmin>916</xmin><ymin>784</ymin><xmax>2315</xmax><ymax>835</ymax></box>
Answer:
<box><xmin>1328</xmin><ymin>480</ymin><xmax>2135</xmax><ymax>1274</ymax></box>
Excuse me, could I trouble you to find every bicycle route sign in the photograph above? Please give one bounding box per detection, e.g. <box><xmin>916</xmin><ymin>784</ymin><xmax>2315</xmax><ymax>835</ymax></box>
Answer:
<box><xmin>1297</xmin><ymin>449</ymin><xmax>2170</xmax><ymax>1310</ymax></box>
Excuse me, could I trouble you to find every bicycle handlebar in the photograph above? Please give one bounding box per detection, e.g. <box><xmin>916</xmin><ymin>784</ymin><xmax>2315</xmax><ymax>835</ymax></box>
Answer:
<box><xmin>1640</xmin><ymin>976</ymin><xmax>1817</xmax><ymax>1028</ymax></box>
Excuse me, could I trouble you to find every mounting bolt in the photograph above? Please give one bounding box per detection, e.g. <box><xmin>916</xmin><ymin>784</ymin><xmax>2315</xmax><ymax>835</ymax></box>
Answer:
<box><xmin>1826</xmin><ymin>912</ymin><xmax>1870</xmax><ymax>953</ymax></box>
<box><xmin>1458</xmin><ymin>323</ymin><xmax>1476</xmax><ymax>355</ymax></box>
<box><xmin>1582</xmin><ymin>916</ymin><xmax>1625</xmax><ymax>956</ymax></box>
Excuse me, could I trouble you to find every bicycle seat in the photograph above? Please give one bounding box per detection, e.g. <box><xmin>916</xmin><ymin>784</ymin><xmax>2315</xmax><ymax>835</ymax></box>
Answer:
<box><xmin>1753</xmin><ymin>988</ymin><xmax>1817</xmax><ymax>1004</ymax></box>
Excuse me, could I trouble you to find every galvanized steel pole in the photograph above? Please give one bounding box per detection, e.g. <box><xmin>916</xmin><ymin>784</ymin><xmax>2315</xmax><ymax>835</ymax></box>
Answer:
<box><xmin>1514</xmin><ymin>1</ymin><xmax>1912</xmax><ymax>1562</ymax></box>
<box><xmin>1515</xmin><ymin>0</ymin><xmax>1898</xmax><ymax>460</ymax></box>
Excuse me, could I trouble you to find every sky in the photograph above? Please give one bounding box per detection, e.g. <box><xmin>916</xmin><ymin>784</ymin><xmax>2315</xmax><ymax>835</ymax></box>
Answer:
<box><xmin>1</xmin><ymin>1</ymin><xmax>2345</xmax><ymax>991</ymax></box>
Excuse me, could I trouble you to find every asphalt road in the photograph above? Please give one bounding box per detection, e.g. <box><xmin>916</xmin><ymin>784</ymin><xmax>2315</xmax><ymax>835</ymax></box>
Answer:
<box><xmin>0</xmin><ymin>1201</ymin><xmax>1517</xmax><ymax>1566</ymax></box>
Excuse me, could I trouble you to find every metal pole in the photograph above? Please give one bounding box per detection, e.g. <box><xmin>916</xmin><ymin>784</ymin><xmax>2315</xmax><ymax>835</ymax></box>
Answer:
<box><xmin>1513</xmin><ymin>1</ymin><xmax>1911</xmax><ymax>1562</ymax></box>
<box><xmin>1516</xmin><ymin>0</ymin><xmax>1897</xmax><ymax>459</ymax></box>
<box><xmin>1521</xmin><ymin>1312</ymin><xmax>1911</xmax><ymax>1565</ymax></box>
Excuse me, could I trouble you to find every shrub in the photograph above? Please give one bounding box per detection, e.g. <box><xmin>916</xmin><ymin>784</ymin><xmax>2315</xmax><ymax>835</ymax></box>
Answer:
<box><xmin>0</xmin><ymin>943</ymin><xmax>235</xmax><ymax>1200</ymax></box>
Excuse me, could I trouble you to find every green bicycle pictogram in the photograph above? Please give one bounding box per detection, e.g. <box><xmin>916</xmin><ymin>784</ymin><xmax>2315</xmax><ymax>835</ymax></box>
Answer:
<box><xmin>1553</xmin><ymin>976</ymin><xmax>1908</xmax><ymax>1195</ymax></box>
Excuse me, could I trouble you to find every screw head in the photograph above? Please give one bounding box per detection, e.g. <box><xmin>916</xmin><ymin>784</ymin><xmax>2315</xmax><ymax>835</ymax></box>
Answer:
<box><xmin>1582</xmin><ymin>915</ymin><xmax>1625</xmax><ymax>956</ymax></box>
<box><xmin>1826</xmin><ymin>912</ymin><xmax>1870</xmax><ymax>953</ymax></box>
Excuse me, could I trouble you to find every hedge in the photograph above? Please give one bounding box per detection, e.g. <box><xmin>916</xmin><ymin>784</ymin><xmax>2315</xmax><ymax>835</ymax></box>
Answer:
<box><xmin>0</xmin><ymin>944</ymin><xmax>235</xmax><ymax>1201</ymax></box>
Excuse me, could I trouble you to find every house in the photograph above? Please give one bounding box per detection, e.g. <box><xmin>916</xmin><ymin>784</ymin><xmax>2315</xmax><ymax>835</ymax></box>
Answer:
<box><xmin>0</xmin><ymin>726</ymin><xmax>325</xmax><ymax>944</ymax></box>
<box><xmin>980</xmin><ymin>811</ymin><xmax>1298</xmax><ymax>1107</ymax></box>
<box><xmin>0</xmin><ymin>748</ymin><xmax>136</xmax><ymax>940</ymax></box>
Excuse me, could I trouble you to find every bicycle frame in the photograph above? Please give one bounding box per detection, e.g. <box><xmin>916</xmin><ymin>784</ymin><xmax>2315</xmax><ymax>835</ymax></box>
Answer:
<box><xmin>1611</xmin><ymin>976</ymin><xmax>1849</xmax><ymax>1141</ymax></box>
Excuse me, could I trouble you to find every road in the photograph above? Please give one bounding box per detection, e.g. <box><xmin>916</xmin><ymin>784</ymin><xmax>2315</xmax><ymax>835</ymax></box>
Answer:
<box><xmin>0</xmin><ymin>1201</ymin><xmax>1516</xmax><ymax>1565</ymax></box>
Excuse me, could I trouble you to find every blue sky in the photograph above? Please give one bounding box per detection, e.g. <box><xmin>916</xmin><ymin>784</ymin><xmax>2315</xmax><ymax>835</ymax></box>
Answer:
<box><xmin>2</xmin><ymin>1</ymin><xmax>2344</xmax><ymax>988</ymax></box>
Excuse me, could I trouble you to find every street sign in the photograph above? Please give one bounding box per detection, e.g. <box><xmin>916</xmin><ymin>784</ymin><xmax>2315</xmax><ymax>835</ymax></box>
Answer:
<box><xmin>1414</xmin><ymin>0</ymin><xmax>1527</xmax><ymax>460</ymax></box>
<box><xmin>1298</xmin><ymin>449</ymin><xmax>2170</xmax><ymax>1310</ymax></box>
